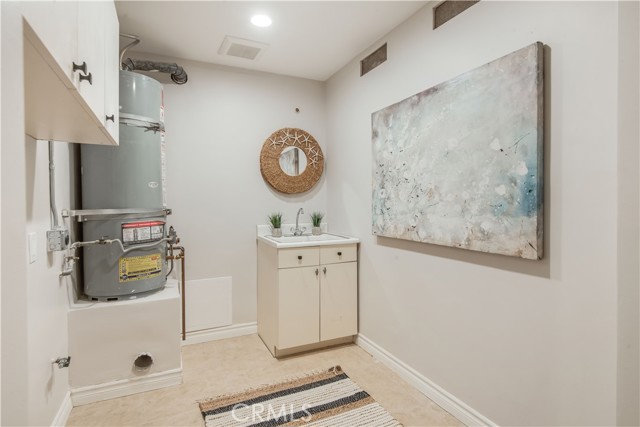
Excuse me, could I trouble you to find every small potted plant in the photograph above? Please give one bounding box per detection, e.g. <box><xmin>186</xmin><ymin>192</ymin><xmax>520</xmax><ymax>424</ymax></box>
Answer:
<box><xmin>268</xmin><ymin>212</ymin><xmax>283</xmax><ymax>237</ymax></box>
<box><xmin>311</xmin><ymin>212</ymin><xmax>324</xmax><ymax>235</ymax></box>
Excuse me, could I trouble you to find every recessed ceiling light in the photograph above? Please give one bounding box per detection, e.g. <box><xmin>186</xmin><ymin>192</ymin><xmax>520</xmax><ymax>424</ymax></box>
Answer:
<box><xmin>251</xmin><ymin>14</ymin><xmax>272</xmax><ymax>27</ymax></box>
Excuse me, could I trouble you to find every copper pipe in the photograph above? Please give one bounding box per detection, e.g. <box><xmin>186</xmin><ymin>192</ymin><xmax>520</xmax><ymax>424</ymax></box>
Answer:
<box><xmin>166</xmin><ymin>242</ymin><xmax>175</xmax><ymax>277</ymax></box>
<box><xmin>167</xmin><ymin>245</ymin><xmax>186</xmax><ymax>340</ymax></box>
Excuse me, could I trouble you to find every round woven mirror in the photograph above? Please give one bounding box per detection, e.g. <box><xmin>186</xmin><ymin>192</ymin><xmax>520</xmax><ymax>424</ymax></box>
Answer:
<box><xmin>260</xmin><ymin>128</ymin><xmax>324</xmax><ymax>194</ymax></box>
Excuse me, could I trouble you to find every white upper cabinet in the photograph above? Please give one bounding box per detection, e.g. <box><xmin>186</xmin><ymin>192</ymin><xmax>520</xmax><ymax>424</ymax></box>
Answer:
<box><xmin>102</xmin><ymin>2</ymin><xmax>120</xmax><ymax>141</ymax></box>
<box><xmin>22</xmin><ymin>1</ymin><xmax>120</xmax><ymax>145</ymax></box>
<box><xmin>21</xmin><ymin>1</ymin><xmax>79</xmax><ymax>84</ymax></box>
<box><xmin>76</xmin><ymin>1</ymin><xmax>106</xmax><ymax>123</ymax></box>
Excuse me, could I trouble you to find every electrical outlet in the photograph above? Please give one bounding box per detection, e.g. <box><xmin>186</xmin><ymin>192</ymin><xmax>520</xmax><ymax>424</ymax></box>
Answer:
<box><xmin>47</xmin><ymin>228</ymin><xmax>69</xmax><ymax>252</ymax></box>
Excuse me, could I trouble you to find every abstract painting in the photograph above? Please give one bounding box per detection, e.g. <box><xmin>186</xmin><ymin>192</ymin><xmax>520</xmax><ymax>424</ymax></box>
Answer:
<box><xmin>372</xmin><ymin>42</ymin><xmax>544</xmax><ymax>260</ymax></box>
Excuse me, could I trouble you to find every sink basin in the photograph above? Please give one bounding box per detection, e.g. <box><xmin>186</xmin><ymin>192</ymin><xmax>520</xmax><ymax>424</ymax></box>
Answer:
<box><xmin>266</xmin><ymin>233</ymin><xmax>349</xmax><ymax>243</ymax></box>
<box><xmin>259</xmin><ymin>232</ymin><xmax>358</xmax><ymax>248</ymax></box>
<box><xmin>257</xmin><ymin>223</ymin><xmax>359</xmax><ymax>248</ymax></box>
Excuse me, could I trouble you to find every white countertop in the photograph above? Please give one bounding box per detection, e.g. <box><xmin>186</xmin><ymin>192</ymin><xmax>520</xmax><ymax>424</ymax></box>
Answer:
<box><xmin>256</xmin><ymin>223</ymin><xmax>359</xmax><ymax>248</ymax></box>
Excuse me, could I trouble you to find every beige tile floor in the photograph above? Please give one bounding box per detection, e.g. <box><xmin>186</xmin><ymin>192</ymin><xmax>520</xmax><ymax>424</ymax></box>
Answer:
<box><xmin>67</xmin><ymin>334</ymin><xmax>463</xmax><ymax>426</ymax></box>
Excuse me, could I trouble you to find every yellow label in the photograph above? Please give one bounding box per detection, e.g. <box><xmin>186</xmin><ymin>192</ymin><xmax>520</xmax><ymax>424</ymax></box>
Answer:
<box><xmin>119</xmin><ymin>253</ymin><xmax>162</xmax><ymax>283</ymax></box>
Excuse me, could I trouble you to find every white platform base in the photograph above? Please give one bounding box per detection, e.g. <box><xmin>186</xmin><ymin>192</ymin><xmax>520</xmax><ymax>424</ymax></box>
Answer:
<box><xmin>51</xmin><ymin>392</ymin><xmax>73</xmax><ymax>426</ymax></box>
<box><xmin>356</xmin><ymin>334</ymin><xmax>497</xmax><ymax>427</ymax></box>
<box><xmin>71</xmin><ymin>368</ymin><xmax>183</xmax><ymax>406</ymax></box>
<box><xmin>182</xmin><ymin>322</ymin><xmax>257</xmax><ymax>346</ymax></box>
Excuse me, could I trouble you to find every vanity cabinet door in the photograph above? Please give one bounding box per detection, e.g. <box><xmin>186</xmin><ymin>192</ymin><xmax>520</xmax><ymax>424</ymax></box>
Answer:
<box><xmin>278</xmin><ymin>266</ymin><xmax>320</xmax><ymax>349</ymax></box>
<box><xmin>320</xmin><ymin>262</ymin><xmax>357</xmax><ymax>341</ymax></box>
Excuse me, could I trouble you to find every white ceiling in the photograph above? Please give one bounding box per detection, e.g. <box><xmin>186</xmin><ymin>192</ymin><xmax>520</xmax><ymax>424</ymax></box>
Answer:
<box><xmin>115</xmin><ymin>1</ymin><xmax>427</xmax><ymax>81</ymax></box>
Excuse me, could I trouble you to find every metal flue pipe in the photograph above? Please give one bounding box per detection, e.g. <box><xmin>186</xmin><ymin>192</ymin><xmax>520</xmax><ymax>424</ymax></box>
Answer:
<box><xmin>119</xmin><ymin>33</ymin><xmax>188</xmax><ymax>84</ymax></box>
<box><xmin>121</xmin><ymin>58</ymin><xmax>188</xmax><ymax>85</ymax></box>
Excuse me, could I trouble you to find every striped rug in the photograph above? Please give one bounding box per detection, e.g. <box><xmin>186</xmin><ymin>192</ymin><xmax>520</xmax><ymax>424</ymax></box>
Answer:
<box><xmin>199</xmin><ymin>366</ymin><xmax>402</xmax><ymax>426</ymax></box>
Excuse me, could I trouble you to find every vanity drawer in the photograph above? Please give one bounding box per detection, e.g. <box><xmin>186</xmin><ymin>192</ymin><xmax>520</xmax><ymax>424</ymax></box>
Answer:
<box><xmin>278</xmin><ymin>247</ymin><xmax>319</xmax><ymax>269</ymax></box>
<box><xmin>320</xmin><ymin>244</ymin><xmax>357</xmax><ymax>264</ymax></box>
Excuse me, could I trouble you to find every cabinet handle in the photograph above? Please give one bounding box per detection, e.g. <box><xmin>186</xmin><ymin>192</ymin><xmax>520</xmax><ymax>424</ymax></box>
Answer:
<box><xmin>297</xmin><ymin>255</ymin><xmax>302</xmax><ymax>260</ymax></box>
<box><xmin>323</xmin><ymin>267</ymin><xmax>327</xmax><ymax>275</ymax></box>
<box><xmin>79</xmin><ymin>72</ymin><xmax>93</xmax><ymax>85</ymax></box>
<box><xmin>337</xmin><ymin>251</ymin><xmax>342</xmax><ymax>256</ymax></box>
<box><xmin>106</xmin><ymin>115</ymin><xmax>115</xmax><ymax>122</ymax></box>
<box><xmin>72</xmin><ymin>61</ymin><xmax>87</xmax><ymax>74</ymax></box>
<box><xmin>315</xmin><ymin>268</ymin><xmax>318</xmax><ymax>277</ymax></box>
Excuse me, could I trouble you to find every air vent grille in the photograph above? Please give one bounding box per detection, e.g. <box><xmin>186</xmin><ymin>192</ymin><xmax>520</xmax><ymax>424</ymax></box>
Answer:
<box><xmin>219</xmin><ymin>36</ymin><xmax>268</xmax><ymax>61</ymax></box>
<box><xmin>434</xmin><ymin>0</ymin><xmax>479</xmax><ymax>29</ymax></box>
<box><xmin>361</xmin><ymin>43</ymin><xmax>387</xmax><ymax>77</ymax></box>
<box><xmin>227</xmin><ymin>44</ymin><xmax>261</xmax><ymax>60</ymax></box>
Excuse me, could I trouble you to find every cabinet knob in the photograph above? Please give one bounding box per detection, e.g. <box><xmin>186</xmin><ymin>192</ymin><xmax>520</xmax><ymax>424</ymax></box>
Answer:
<box><xmin>323</xmin><ymin>267</ymin><xmax>327</xmax><ymax>275</ymax></box>
<box><xmin>79</xmin><ymin>72</ymin><xmax>93</xmax><ymax>85</ymax></box>
<box><xmin>315</xmin><ymin>268</ymin><xmax>319</xmax><ymax>276</ymax></box>
<box><xmin>72</xmin><ymin>61</ymin><xmax>87</xmax><ymax>74</ymax></box>
<box><xmin>106</xmin><ymin>114</ymin><xmax>115</xmax><ymax>122</ymax></box>
<box><xmin>297</xmin><ymin>255</ymin><xmax>302</xmax><ymax>260</ymax></box>
<box><xmin>337</xmin><ymin>251</ymin><xmax>342</xmax><ymax>256</ymax></box>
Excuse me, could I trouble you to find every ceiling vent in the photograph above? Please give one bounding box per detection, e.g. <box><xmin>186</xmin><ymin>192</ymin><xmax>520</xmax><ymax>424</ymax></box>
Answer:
<box><xmin>218</xmin><ymin>36</ymin><xmax>268</xmax><ymax>61</ymax></box>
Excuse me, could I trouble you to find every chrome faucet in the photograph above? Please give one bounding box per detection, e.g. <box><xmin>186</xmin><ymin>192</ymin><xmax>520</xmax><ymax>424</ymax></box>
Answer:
<box><xmin>292</xmin><ymin>208</ymin><xmax>306</xmax><ymax>236</ymax></box>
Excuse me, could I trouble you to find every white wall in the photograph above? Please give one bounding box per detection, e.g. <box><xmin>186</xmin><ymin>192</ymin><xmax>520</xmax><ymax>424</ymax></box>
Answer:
<box><xmin>1</xmin><ymin>4</ymin><xmax>30</xmax><ymax>424</ymax></box>
<box><xmin>617</xmin><ymin>1</ymin><xmax>640</xmax><ymax>425</ymax></box>
<box><xmin>25</xmin><ymin>139</ymin><xmax>72</xmax><ymax>426</ymax></box>
<box><xmin>129</xmin><ymin>53</ymin><xmax>328</xmax><ymax>325</ymax></box>
<box><xmin>326</xmin><ymin>2</ymin><xmax>635</xmax><ymax>425</ymax></box>
<box><xmin>1</xmin><ymin>3</ymin><xmax>73</xmax><ymax>425</ymax></box>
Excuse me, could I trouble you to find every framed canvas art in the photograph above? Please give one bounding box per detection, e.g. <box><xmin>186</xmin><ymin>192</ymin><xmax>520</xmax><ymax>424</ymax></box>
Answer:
<box><xmin>372</xmin><ymin>42</ymin><xmax>544</xmax><ymax>260</ymax></box>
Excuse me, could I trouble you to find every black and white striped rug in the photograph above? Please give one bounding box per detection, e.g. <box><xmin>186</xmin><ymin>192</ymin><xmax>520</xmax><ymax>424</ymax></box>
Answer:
<box><xmin>199</xmin><ymin>366</ymin><xmax>402</xmax><ymax>426</ymax></box>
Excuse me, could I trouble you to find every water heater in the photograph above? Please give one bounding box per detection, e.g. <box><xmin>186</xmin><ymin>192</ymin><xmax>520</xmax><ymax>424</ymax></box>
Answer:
<box><xmin>80</xmin><ymin>71</ymin><xmax>169</xmax><ymax>300</ymax></box>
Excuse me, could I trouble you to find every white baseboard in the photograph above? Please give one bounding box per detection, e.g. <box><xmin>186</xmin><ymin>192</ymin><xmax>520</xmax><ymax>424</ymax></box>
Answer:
<box><xmin>51</xmin><ymin>391</ymin><xmax>73</xmax><ymax>426</ymax></box>
<box><xmin>181</xmin><ymin>322</ymin><xmax>258</xmax><ymax>346</ymax></box>
<box><xmin>71</xmin><ymin>368</ymin><xmax>183</xmax><ymax>406</ymax></box>
<box><xmin>356</xmin><ymin>334</ymin><xmax>497</xmax><ymax>427</ymax></box>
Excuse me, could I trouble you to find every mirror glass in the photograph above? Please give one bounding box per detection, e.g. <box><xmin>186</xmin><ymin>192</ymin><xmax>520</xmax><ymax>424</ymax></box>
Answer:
<box><xmin>279</xmin><ymin>147</ymin><xmax>308</xmax><ymax>176</ymax></box>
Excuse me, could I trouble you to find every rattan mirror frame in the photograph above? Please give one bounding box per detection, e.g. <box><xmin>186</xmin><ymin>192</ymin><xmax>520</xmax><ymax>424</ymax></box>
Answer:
<box><xmin>260</xmin><ymin>128</ymin><xmax>324</xmax><ymax>194</ymax></box>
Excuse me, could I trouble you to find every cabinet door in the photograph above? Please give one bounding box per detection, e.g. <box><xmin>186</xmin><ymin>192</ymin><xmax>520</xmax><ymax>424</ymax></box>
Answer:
<box><xmin>102</xmin><ymin>2</ymin><xmax>119</xmax><ymax>142</ymax></box>
<box><xmin>278</xmin><ymin>267</ymin><xmax>319</xmax><ymax>349</ymax></box>
<box><xmin>76</xmin><ymin>0</ymin><xmax>106</xmax><ymax>121</ymax></box>
<box><xmin>21</xmin><ymin>1</ymin><xmax>78</xmax><ymax>84</ymax></box>
<box><xmin>320</xmin><ymin>262</ymin><xmax>357</xmax><ymax>341</ymax></box>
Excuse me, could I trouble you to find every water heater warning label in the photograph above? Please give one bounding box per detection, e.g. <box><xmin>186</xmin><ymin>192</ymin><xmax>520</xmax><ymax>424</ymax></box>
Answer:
<box><xmin>122</xmin><ymin>221</ymin><xmax>165</xmax><ymax>245</ymax></box>
<box><xmin>119</xmin><ymin>253</ymin><xmax>162</xmax><ymax>283</ymax></box>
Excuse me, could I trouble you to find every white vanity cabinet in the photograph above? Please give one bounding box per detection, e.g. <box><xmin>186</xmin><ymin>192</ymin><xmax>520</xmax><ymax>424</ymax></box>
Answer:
<box><xmin>257</xmin><ymin>241</ymin><xmax>358</xmax><ymax>357</ymax></box>
<box><xmin>22</xmin><ymin>0</ymin><xmax>120</xmax><ymax>145</ymax></box>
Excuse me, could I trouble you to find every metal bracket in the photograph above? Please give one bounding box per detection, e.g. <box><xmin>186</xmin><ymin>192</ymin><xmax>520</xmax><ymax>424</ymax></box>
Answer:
<box><xmin>66</xmin><ymin>208</ymin><xmax>172</xmax><ymax>222</ymax></box>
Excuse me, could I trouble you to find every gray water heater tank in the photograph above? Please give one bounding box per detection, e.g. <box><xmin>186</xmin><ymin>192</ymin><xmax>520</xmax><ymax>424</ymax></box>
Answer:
<box><xmin>80</xmin><ymin>71</ymin><xmax>168</xmax><ymax>300</ymax></box>
<box><xmin>82</xmin><ymin>71</ymin><xmax>165</xmax><ymax>209</ymax></box>
<box><xmin>82</xmin><ymin>211</ymin><xmax>168</xmax><ymax>300</ymax></box>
